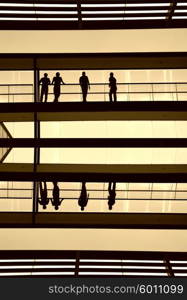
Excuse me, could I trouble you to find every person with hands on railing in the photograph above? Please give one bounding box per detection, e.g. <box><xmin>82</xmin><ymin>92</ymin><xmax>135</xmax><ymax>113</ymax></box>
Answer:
<box><xmin>39</xmin><ymin>73</ymin><xmax>51</xmax><ymax>102</ymax></box>
<box><xmin>109</xmin><ymin>72</ymin><xmax>117</xmax><ymax>102</ymax></box>
<box><xmin>108</xmin><ymin>182</ymin><xmax>116</xmax><ymax>210</ymax></box>
<box><xmin>51</xmin><ymin>181</ymin><xmax>63</xmax><ymax>210</ymax></box>
<box><xmin>38</xmin><ymin>181</ymin><xmax>49</xmax><ymax>209</ymax></box>
<box><xmin>79</xmin><ymin>71</ymin><xmax>90</xmax><ymax>102</ymax></box>
<box><xmin>78</xmin><ymin>182</ymin><xmax>89</xmax><ymax>211</ymax></box>
<box><xmin>52</xmin><ymin>72</ymin><xmax>65</xmax><ymax>102</ymax></box>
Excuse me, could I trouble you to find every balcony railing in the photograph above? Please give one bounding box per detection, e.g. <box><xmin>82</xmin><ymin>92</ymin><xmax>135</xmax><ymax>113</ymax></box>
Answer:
<box><xmin>1</xmin><ymin>184</ymin><xmax>187</xmax><ymax>213</ymax></box>
<box><xmin>1</xmin><ymin>82</ymin><xmax>187</xmax><ymax>103</ymax></box>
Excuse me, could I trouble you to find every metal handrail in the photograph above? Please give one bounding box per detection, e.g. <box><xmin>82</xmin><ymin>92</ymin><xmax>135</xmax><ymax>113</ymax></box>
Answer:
<box><xmin>1</xmin><ymin>188</ymin><xmax>187</xmax><ymax>192</ymax></box>
<box><xmin>1</xmin><ymin>197</ymin><xmax>187</xmax><ymax>201</ymax></box>
<box><xmin>1</xmin><ymin>82</ymin><xmax>187</xmax><ymax>102</ymax></box>
<box><xmin>1</xmin><ymin>91</ymin><xmax>187</xmax><ymax>95</ymax></box>
<box><xmin>1</xmin><ymin>82</ymin><xmax>187</xmax><ymax>86</ymax></box>
<box><xmin>0</xmin><ymin>84</ymin><xmax>32</xmax><ymax>86</ymax></box>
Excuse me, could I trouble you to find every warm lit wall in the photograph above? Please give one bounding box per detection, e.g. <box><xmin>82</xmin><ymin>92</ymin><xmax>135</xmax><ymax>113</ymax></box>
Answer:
<box><xmin>0</xmin><ymin>29</ymin><xmax>187</xmax><ymax>53</ymax></box>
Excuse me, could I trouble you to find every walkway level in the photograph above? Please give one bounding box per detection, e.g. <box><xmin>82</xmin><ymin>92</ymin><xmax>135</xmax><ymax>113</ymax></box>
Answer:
<box><xmin>1</xmin><ymin>102</ymin><xmax>187</xmax><ymax>121</ymax></box>
<box><xmin>0</xmin><ymin>212</ymin><xmax>186</xmax><ymax>229</ymax></box>
<box><xmin>1</xmin><ymin>163</ymin><xmax>187</xmax><ymax>182</ymax></box>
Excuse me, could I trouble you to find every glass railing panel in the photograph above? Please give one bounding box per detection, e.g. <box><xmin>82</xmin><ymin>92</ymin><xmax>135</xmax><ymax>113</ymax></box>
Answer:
<box><xmin>1</xmin><ymin>181</ymin><xmax>187</xmax><ymax>213</ymax></box>
<box><xmin>0</xmin><ymin>84</ymin><xmax>33</xmax><ymax>103</ymax></box>
<box><xmin>1</xmin><ymin>82</ymin><xmax>187</xmax><ymax>102</ymax></box>
<box><xmin>0</xmin><ymin>181</ymin><xmax>33</xmax><ymax>212</ymax></box>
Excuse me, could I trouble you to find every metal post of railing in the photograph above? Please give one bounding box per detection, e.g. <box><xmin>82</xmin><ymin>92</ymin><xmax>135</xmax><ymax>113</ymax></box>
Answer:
<box><xmin>176</xmin><ymin>83</ymin><xmax>178</xmax><ymax>101</ymax></box>
<box><xmin>151</xmin><ymin>83</ymin><xmax>154</xmax><ymax>101</ymax></box>
<box><xmin>8</xmin><ymin>85</ymin><xmax>10</xmax><ymax>103</ymax></box>
<box><xmin>127</xmin><ymin>83</ymin><xmax>130</xmax><ymax>102</ymax></box>
<box><xmin>164</xmin><ymin>260</ymin><xmax>175</xmax><ymax>277</ymax></box>
<box><xmin>104</xmin><ymin>83</ymin><xmax>107</xmax><ymax>102</ymax></box>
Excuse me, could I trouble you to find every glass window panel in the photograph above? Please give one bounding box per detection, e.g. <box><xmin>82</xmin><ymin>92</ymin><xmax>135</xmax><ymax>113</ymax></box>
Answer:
<box><xmin>3</xmin><ymin>122</ymin><xmax>34</xmax><ymax>138</ymax></box>
<box><xmin>41</xmin><ymin>121</ymin><xmax>187</xmax><ymax>138</ymax></box>
<box><xmin>4</xmin><ymin>148</ymin><xmax>34</xmax><ymax>163</ymax></box>
<box><xmin>40</xmin><ymin>148</ymin><xmax>187</xmax><ymax>164</ymax></box>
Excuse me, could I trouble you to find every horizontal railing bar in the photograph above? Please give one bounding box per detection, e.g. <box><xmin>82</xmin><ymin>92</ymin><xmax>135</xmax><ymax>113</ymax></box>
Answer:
<box><xmin>1</xmin><ymin>197</ymin><xmax>187</xmax><ymax>201</ymax></box>
<box><xmin>1</xmin><ymin>188</ymin><xmax>187</xmax><ymax>192</ymax></box>
<box><xmin>0</xmin><ymin>84</ymin><xmax>33</xmax><ymax>86</ymax></box>
<box><xmin>1</xmin><ymin>91</ymin><xmax>187</xmax><ymax>96</ymax></box>
<box><xmin>1</xmin><ymin>82</ymin><xmax>187</xmax><ymax>86</ymax></box>
<box><xmin>0</xmin><ymin>197</ymin><xmax>32</xmax><ymax>199</ymax></box>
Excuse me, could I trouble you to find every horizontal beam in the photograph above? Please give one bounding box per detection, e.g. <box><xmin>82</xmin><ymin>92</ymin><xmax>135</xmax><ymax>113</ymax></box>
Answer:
<box><xmin>0</xmin><ymin>250</ymin><xmax>186</xmax><ymax>260</ymax></box>
<box><xmin>0</xmin><ymin>52</ymin><xmax>187</xmax><ymax>70</ymax></box>
<box><xmin>0</xmin><ymin>212</ymin><xmax>186</xmax><ymax>229</ymax></box>
<box><xmin>2</xmin><ymin>138</ymin><xmax>187</xmax><ymax>148</ymax></box>
<box><xmin>1</xmin><ymin>163</ymin><xmax>187</xmax><ymax>182</ymax></box>
<box><xmin>1</xmin><ymin>20</ymin><xmax>187</xmax><ymax>31</ymax></box>
<box><xmin>1</xmin><ymin>102</ymin><xmax>187</xmax><ymax>121</ymax></box>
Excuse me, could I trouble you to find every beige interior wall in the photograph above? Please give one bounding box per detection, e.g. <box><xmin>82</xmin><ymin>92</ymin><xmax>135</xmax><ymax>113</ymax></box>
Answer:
<box><xmin>0</xmin><ymin>229</ymin><xmax>186</xmax><ymax>252</ymax></box>
<box><xmin>0</xmin><ymin>29</ymin><xmax>187</xmax><ymax>53</ymax></box>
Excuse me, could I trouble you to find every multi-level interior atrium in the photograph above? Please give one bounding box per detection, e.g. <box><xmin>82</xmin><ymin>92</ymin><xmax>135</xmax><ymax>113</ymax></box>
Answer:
<box><xmin>1</xmin><ymin>59</ymin><xmax>187</xmax><ymax>229</ymax></box>
<box><xmin>1</xmin><ymin>16</ymin><xmax>187</xmax><ymax>277</ymax></box>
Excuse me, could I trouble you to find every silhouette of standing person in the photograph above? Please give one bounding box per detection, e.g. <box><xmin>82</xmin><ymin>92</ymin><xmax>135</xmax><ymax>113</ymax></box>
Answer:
<box><xmin>108</xmin><ymin>182</ymin><xmax>116</xmax><ymax>210</ymax></box>
<box><xmin>52</xmin><ymin>72</ymin><xmax>65</xmax><ymax>102</ymax></box>
<box><xmin>38</xmin><ymin>181</ymin><xmax>49</xmax><ymax>209</ymax></box>
<box><xmin>109</xmin><ymin>72</ymin><xmax>117</xmax><ymax>102</ymax></box>
<box><xmin>79</xmin><ymin>71</ymin><xmax>90</xmax><ymax>102</ymax></box>
<box><xmin>78</xmin><ymin>182</ymin><xmax>89</xmax><ymax>211</ymax></box>
<box><xmin>51</xmin><ymin>181</ymin><xmax>63</xmax><ymax>210</ymax></box>
<box><xmin>39</xmin><ymin>73</ymin><xmax>51</xmax><ymax>102</ymax></box>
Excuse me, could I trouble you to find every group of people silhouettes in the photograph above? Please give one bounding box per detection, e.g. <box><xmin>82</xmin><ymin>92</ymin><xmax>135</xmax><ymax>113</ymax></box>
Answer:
<box><xmin>39</xmin><ymin>72</ymin><xmax>117</xmax><ymax>103</ymax></box>
<box><xmin>38</xmin><ymin>181</ymin><xmax>63</xmax><ymax>210</ymax></box>
<box><xmin>38</xmin><ymin>181</ymin><xmax>116</xmax><ymax>211</ymax></box>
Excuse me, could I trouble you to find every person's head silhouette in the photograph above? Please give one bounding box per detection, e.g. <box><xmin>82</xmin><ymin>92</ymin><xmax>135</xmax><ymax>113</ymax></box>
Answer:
<box><xmin>43</xmin><ymin>204</ymin><xmax>47</xmax><ymax>209</ymax></box>
<box><xmin>109</xmin><ymin>204</ymin><xmax>112</xmax><ymax>210</ymax></box>
<box><xmin>44</xmin><ymin>73</ymin><xmax>48</xmax><ymax>78</ymax></box>
<box><xmin>55</xmin><ymin>205</ymin><xmax>59</xmax><ymax>210</ymax></box>
<box><xmin>110</xmin><ymin>72</ymin><xmax>114</xmax><ymax>77</ymax></box>
<box><xmin>56</xmin><ymin>72</ymin><xmax>60</xmax><ymax>77</ymax></box>
<box><xmin>82</xmin><ymin>72</ymin><xmax>86</xmax><ymax>76</ymax></box>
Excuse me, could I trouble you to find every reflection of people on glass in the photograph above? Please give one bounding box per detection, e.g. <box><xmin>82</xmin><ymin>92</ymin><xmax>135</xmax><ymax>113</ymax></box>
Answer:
<box><xmin>51</xmin><ymin>181</ymin><xmax>63</xmax><ymax>210</ymax></box>
<box><xmin>109</xmin><ymin>72</ymin><xmax>117</xmax><ymax>102</ymax></box>
<box><xmin>78</xmin><ymin>182</ymin><xmax>89</xmax><ymax>211</ymax></box>
<box><xmin>38</xmin><ymin>181</ymin><xmax>49</xmax><ymax>209</ymax></box>
<box><xmin>79</xmin><ymin>72</ymin><xmax>90</xmax><ymax>102</ymax></box>
<box><xmin>108</xmin><ymin>182</ymin><xmax>116</xmax><ymax>210</ymax></box>
<box><xmin>52</xmin><ymin>72</ymin><xmax>65</xmax><ymax>102</ymax></box>
<box><xmin>39</xmin><ymin>73</ymin><xmax>51</xmax><ymax>102</ymax></box>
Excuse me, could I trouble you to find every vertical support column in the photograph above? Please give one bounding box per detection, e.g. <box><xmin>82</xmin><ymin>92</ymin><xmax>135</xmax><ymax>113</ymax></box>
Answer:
<box><xmin>75</xmin><ymin>251</ymin><xmax>80</xmax><ymax>277</ymax></box>
<box><xmin>32</xmin><ymin>59</ymin><xmax>40</xmax><ymax>223</ymax></box>
<box><xmin>167</xmin><ymin>0</ymin><xmax>177</xmax><ymax>21</ymax></box>
<box><xmin>77</xmin><ymin>0</ymin><xmax>82</xmax><ymax>29</ymax></box>
<box><xmin>164</xmin><ymin>259</ymin><xmax>175</xmax><ymax>277</ymax></box>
